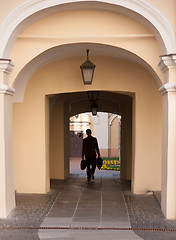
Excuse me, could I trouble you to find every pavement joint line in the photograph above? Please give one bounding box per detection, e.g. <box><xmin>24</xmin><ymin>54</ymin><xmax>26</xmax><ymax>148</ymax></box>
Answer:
<box><xmin>71</xmin><ymin>180</ymin><xmax>85</xmax><ymax>225</ymax></box>
<box><xmin>100</xmin><ymin>190</ymin><xmax>103</xmax><ymax>226</ymax></box>
<box><xmin>114</xmin><ymin>176</ymin><xmax>131</xmax><ymax>226</ymax></box>
<box><xmin>0</xmin><ymin>226</ymin><xmax>176</xmax><ymax>232</ymax></box>
<box><xmin>44</xmin><ymin>187</ymin><xmax>63</xmax><ymax>218</ymax></box>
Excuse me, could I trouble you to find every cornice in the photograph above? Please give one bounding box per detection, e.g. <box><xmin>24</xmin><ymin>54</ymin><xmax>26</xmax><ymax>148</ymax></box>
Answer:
<box><xmin>158</xmin><ymin>82</ymin><xmax>176</xmax><ymax>95</ymax></box>
<box><xmin>0</xmin><ymin>83</ymin><xmax>15</xmax><ymax>95</ymax></box>
<box><xmin>0</xmin><ymin>59</ymin><xmax>14</xmax><ymax>73</ymax></box>
<box><xmin>158</xmin><ymin>54</ymin><xmax>176</xmax><ymax>72</ymax></box>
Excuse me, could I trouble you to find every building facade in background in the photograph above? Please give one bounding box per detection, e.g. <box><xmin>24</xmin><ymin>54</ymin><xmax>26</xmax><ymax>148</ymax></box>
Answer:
<box><xmin>69</xmin><ymin>112</ymin><xmax>120</xmax><ymax>158</ymax></box>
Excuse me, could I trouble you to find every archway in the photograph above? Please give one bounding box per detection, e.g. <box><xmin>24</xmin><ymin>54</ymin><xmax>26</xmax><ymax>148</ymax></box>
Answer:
<box><xmin>49</xmin><ymin>91</ymin><xmax>133</xmax><ymax>184</ymax></box>
<box><xmin>1</xmin><ymin>0</ymin><xmax>170</xmax><ymax>219</ymax></box>
<box><xmin>12</xmin><ymin>43</ymin><xmax>162</xmax><ymax>103</ymax></box>
<box><xmin>0</xmin><ymin>0</ymin><xmax>175</xmax><ymax>58</ymax></box>
<box><xmin>13</xmin><ymin>53</ymin><xmax>162</xmax><ymax>190</ymax></box>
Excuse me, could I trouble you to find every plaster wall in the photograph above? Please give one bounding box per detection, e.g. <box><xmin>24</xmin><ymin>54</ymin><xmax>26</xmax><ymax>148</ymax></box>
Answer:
<box><xmin>0</xmin><ymin>0</ymin><xmax>175</xmax><ymax>33</ymax></box>
<box><xmin>120</xmin><ymin>99</ymin><xmax>132</xmax><ymax>180</ymax></box>
<box><xmin>13</xmin><ymin>56</ymin><xmax>162</xmax><ymax>194</ymax></box>
<box><xmin>10</xmin><ymin>8</ymin><xmax>162</xmax><ymax>89</ymax></box>
<box><xmin>146</xmin><ymin>0</ymin><xmax>176</xmax><ymax>31</ymax></box>
<box><xmin>93</xmin><ymin>113</ymin><xmax>109</xmax><ymax>157</ymax></box>
<box><xmin>50</xmin><ymin>99</ymin><xmax>65</xmax><ymax>180</ymax></box>
<box><xmin>110</xmin><ymin>116</ymin><xmax>120</xmax><ymax>157</ymax></box>
<box><xmin>13</xmin><ymin>80</ymin><xmax>50</xmax><ymax>193</ymax></box>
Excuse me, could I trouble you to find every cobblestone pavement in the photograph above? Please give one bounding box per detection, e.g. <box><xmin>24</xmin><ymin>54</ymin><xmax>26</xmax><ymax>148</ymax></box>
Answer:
<box><xmin>0</xmin><ymin>158</ymin><xmax>176</xmax><ymax>239</ymax></box>
<box><xmin>0</xmin><ymin>181</ymin><xmax>64</xmax><ymax>239</ymax></box>
<box><xmin>119</xmin><ymin>179</ymin><xmax>176</xmax><ymax>240</ymax></box>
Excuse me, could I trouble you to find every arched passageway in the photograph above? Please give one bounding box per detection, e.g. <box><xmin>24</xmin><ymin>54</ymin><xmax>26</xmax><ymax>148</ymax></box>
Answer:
<box><xmin>49</xmin><ymin>91</ymin><xmax>132</xmax><ymax>184</ymax></box>
<box><xmin>2</xmin><ymin>0</ymin><xmax>176</xmax><ymax>220</ymax></box>
<box><xmin>13</xmin><ymin>56</ymin><xmax>162</xmax><ymax>196</ymax></box>
<box><xmin>11</xmin><ymin>50</ymin><xmax>162</xmax><ymax>218</ymax></box>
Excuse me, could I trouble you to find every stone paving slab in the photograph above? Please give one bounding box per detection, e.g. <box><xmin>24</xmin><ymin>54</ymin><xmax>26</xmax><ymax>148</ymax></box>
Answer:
<box><xmin>38</xmin><ymin>173</ymin><xmax>141</xmax><ymax>240</ymax></box>
<box><xmin>38</xmin><ymin>229</ymin><xmax>143</xmax><ymax>240</ymax></box>
<box><xmin>0</xmin><ymin>159</ymin><xmax>176</xmax><ymax>239</ymax></box>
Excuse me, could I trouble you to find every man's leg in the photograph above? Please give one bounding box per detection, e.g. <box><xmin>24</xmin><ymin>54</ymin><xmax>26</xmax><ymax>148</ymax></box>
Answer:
<box><xmin>86</xmin><ymin>158</ymin><xmax>91</xmax><ymax>180</ymax></box>
<box><xmin>91</xmin><ymin>157</ymin><xmax>96</xmax><ymax>180</ymax></box>
<box><xmin>92</xmin><ymin>157</ymin><xmax>96</xmax><ymax>173</ymax></box>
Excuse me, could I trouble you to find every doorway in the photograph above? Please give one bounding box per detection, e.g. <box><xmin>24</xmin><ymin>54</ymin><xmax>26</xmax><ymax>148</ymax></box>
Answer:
<box><xmin>49</xmin><ymin>91</ymin><xmax>132</xmax><ymax>184</ymax></box>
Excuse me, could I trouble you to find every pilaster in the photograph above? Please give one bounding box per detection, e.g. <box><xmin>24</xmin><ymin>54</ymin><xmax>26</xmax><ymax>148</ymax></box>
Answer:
<box><xmin>0</xmin><ymin>59</ymin><xmax>14</xmax><ymax>85</ymax></box>
<box><xmin>158</xmin><ymin>54</ymin><xmax>176</xmax><ymax>219</ymax></box>
<box><xmin>0</xmin><ymin>59</ymin><xmax>15</xmax><ymax>218</ymax></box>
<box><xmin>159</xmin><ymin>54</ymin><xmax>176</xmax><ymax>84</ymax></box>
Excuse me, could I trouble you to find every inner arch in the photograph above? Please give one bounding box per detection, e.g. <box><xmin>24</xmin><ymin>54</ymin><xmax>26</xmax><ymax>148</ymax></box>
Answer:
<box><xmin>13</xmin><ymin>43</ymin><xmax>162</xmax><ymax>103</ymax></box>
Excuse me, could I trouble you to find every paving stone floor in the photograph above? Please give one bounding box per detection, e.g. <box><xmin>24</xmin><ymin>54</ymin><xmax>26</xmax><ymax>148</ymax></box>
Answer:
<box><xmin>39</xmin><ymin>173</ymin><xmax>142</xmax><ymax>240</ymax></box>
<box><xmin>0</xmin><ymin>158</ymin><xmax>176</xmax><ymax>239</ymax></box>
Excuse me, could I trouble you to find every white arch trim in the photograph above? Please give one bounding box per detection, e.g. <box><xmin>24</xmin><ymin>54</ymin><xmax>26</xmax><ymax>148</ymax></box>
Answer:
<box><xmin>0</xmin><ymin>0</ymin><xmax>175</xmax><ymax>57</ymax></box>
<box><xmin>109</xmin><ymin>114</ymin><xmax>119</xmax><ymax>126</ymax></box>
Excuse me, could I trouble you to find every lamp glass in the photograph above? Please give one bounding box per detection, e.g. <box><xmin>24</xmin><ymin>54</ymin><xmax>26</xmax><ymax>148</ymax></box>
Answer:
<box><xmin>81</xmin><ymin>68</ymin><xmax>94</xmax><ymax>84</ymax></box>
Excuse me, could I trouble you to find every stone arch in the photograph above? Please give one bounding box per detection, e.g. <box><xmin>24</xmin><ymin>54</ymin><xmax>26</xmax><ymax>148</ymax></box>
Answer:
<box><xmin>0</xmin><ymin>0</ymin><xmax>175</xmax><ymax>58</ymax></box>
<box><xmin>49</xmin><ymin>91</ymin><xmax>132</xmax><ymax>180</ymax></box>
<box><xmin>13</xmin><ymin>43</ymin><xmax>162</xmax><ymax>103</ymax></box>
<box><xmin>12</xmin><ymin>52</ymin><xmax>162</xmax><ymax>213</ymax></box>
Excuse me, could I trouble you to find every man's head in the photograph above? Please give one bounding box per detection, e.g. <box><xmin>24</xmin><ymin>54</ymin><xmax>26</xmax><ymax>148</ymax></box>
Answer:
<box><xmin>86</xmin><ymin>129</ymin><xmax>92</xmax><ymax>136</ymax></box>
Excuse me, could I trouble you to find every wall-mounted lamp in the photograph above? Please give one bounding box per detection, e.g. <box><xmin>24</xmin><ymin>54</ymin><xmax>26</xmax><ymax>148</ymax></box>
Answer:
<box><xmin>91</xmin><ymin>102</ymin><xmax>98</xmax><ymax>116</ymax></box>
<box><xmin>80</xmin><ymin>49</ymin><xmax>96</xmax><ymax>85</ymax></box>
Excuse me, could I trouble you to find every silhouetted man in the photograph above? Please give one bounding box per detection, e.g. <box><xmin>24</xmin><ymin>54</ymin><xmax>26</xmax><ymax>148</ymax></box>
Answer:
<box><xmin>82</xmin><ymin>129</ymin><xmax>100</xmax><ymax>181</ymax></box>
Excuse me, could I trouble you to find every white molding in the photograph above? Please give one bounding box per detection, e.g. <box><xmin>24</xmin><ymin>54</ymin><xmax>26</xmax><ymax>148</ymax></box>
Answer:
<box><xmin>0</xmin><ymin>0</ymin><xmax>175</xmax><ymax>57</ymax></box>
<box><xmin>158</xmin><ymin>82</ymin><xmax>176</xmax><ymax>95</ymax></box>
<box><xmin>18</xmin><ymin>33</ymin><xmax>155</xmax><ymax>40</ymax></box>
<box><xmin>0</xmin><ymin>60</ymin><xmax>14</xmax><ymax>74</ymax></box>
<box><xmin>0</xmin><ymin>83</ymin><xmax>15</xmax><ymax>95</ymax></box>
<box><xmin>109</xmin><ymin>114</ymin><xmax>118</xmax><ymax>126</ymax></box>
<box><xmin>158</xmin><ymin>54</ymin><xmax>176</xmax><ymax>72</ymax></box>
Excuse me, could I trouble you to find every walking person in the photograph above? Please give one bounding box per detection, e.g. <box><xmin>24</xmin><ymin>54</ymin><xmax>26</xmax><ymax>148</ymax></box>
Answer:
<box><xmin>82</xmin><ymin>129</ymin><xmax>100</xmax><ymax>181</ymax></box>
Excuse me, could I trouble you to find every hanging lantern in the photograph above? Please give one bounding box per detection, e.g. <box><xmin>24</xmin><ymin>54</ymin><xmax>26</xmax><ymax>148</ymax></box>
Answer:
<box><xmin>91</xmin><ymin>102</ymin><xmax>98</xmax><ymax>116</ymax></box>
<box><xmin>87</xmin><ymin>91</ymin><xmax>99</xmax><ymax>102</ymax></box>
<box><xmin>80</xmin><ymin>49</ymin><xmax>96</xmax><ymax>85</ymax></box>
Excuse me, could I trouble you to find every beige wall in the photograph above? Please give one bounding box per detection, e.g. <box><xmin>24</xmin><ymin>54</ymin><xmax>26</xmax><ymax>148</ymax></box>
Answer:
<box><xmin>50</xmin><ymin>98</ymin><xmax>65</xmax><ymax>179</ymax></box>
<box><xmin>13</xmin><ymin>56</ymin><xmax>162</xmax><ymax>193</ymax></box>
<box><xmin>0</xmin><ymin>0</ymin><xmax>176</xmax><ymax>33</ymax></box>
<box><xmin>0</xmin><ymin>0</ymin><xmax>26</xmax><ymax>23</ymax></box>
<box><xmin>13</xmin><ymin>82</ymin><xmax>50</xmax><ymax>193</ymax></box>
<box><xmin>120</xmin><ymin>98</ymin><xmax>132</xmax><ymax>180</ymax></box>
<box><xmin>50</xmin><ymin>97</ymin><xmax>69</xmax><ymax>180</ymax></box>
<box><xmin>10</xmin><ymin>8</ymin><xmax>162</xmax><ymax>88</ymax></box>
<box><xmin>146</xmin><ymin>0</ymin><xmax>176</xmax><ymax>30</ymax></box>
<box><xmin>132</xmin><ymin>90</ymin><xmax>162</xmax><ymax>193</ymax></box>
<box><xmin>8</xmin><ymin>0</ymin><xmax>164</xmax><ymax>195</ymax></box>
<box><xmin>0</xmin><ymin>0</ymin><xmax>175</xmax><ymax>219</ymax></box>
<box><xmin>110</xmin><ymin>116</ymin><xmax>120</xmax><ymax>157</ymax></box>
